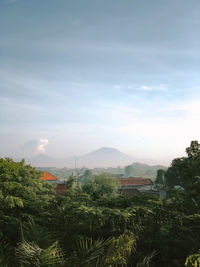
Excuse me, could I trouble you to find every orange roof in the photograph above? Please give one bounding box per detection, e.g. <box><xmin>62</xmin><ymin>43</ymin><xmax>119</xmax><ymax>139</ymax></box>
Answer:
<box><xmin>40</xmin><ymin>172</ymin><xmax>58</xmax><ymax>181</ymax></box>
<box><xmin>118</xmin><ymin>177</ymin><xmax>153</xmax><ymax>186</ymax></box>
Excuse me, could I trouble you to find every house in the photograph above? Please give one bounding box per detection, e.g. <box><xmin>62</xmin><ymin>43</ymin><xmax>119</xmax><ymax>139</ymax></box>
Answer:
<box><xmin>118</xmin><ymin>177</ymin><xmax>154</xmax><ymax>195</ymax></box>
<box><xmin>40</xmin><ymin>172</ymin><xmax>58</xmax><ymax>183</ymax></box>
<box><xmin>40</xmin><ymin>172</ymin><xmax>67</xmax><ymax>194</ymax></box>
<box><xmin>55</xmin><ymin>183</ymin><xmax>68</xmax><ymax>195</ymax></box>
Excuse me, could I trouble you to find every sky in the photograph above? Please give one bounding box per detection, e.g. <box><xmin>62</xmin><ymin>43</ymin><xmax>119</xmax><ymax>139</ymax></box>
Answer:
<box><xmin>0</xmin><ymin>0</ymin><xmax>200</xmax><ymax>165</ymax></box>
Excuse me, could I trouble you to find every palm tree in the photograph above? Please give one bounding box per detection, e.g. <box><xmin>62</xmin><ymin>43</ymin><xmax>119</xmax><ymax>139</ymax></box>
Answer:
<box><xmin>15</xmin><ymin>240</ymin><xmax>64</xmax><ymax>267</ymax></box>
<box><xmin>68</xmin><ymin>237</ymin><xmax>113</xmax><ymax>267</ymax></box>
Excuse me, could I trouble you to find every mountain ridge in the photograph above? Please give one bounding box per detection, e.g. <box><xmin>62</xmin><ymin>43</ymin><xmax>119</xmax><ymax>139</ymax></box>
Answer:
<box><xmin>24</xmin><ymin>147</ymin><xmax>134</xmax><ymax>167</ymax></box>
<box><xmin>21</xmin><ymin>147</ymin><xmax>167</xmax><ymax>168</ymax></box>
<box><xmin>72</xmin><ymin>147</ymin><xmax>134</xmax><ymax>168</ymax></box>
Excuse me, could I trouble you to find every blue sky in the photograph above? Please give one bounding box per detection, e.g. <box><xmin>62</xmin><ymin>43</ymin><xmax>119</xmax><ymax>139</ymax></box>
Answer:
<box><xmin>0</xmin><ymin>0</ymin><xmax>200</xmax><ymax>164</ymax></box>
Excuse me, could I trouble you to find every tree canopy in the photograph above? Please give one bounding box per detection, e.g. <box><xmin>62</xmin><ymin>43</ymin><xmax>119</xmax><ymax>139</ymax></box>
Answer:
<box><xmin>1</xmin><ymin>141</ymin><xmax>200</xmax><ymax>267</ymax></box>
<box><xmin>166</xmin><ymin>140</ymin><xmax>200</xmax><ymax>188</ymax></box>
<box><xmin>81</xmin><ymin>173</ymin><xmax>119</xmax><ymax>198</ymax></box>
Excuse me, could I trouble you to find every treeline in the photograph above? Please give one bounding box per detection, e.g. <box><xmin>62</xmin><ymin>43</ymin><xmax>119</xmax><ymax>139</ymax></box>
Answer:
<box><xmin>155</xmin><ymin>140</ymin><xmax>200</xmax><ymax>193</ymax></box>
<box><xmin>37</xmin><ymin>162</ymin><xmax>166</xmax><ymax>181</ymax></box>
<box><xmin>0</xmin><ymin>141</ymin><xmax>200</xmax><ymax>266</ymax></box>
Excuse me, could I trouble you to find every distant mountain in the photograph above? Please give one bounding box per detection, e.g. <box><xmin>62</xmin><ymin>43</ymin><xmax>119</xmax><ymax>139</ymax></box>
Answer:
<box><xmin>24</xmin><ymin>147</ymin><xmax>135</xmax><ymax>168</ymax></box>
<box><xmin>72</xmin><ymin>147</ymin><xmax>134</xmax><ymax>168</ymax></box>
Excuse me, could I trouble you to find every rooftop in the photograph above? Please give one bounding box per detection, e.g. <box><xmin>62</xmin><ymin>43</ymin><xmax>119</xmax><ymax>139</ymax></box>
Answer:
<box><xmin>40</xmin><ymin>171</ymin><xmax>58</xmax><ymax>181</ymax></box>
<box><xmin>118</xmin><ymin>177</ymin><xmax>153</xmax><ymax>186</ymax></box>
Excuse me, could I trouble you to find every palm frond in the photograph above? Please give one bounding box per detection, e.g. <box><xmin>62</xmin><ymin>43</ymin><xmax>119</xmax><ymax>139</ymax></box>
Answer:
<box><xmin>71</xmin><ymin>236</ymin><xmax>113</xmax><ymax>266</ymax></box>
<box><xmin>16</xmin><ymin>240</ymin><xmax>64</xmax><ymax>267</ymax></box>
<box><xmin>16</xmin><ymin>241</ymin><xmax>42</xmax><ymax>267</ymax></box>
<box><xmin>136</xmin><ymin>250</ymin><xmax>157</xmax><ymax>267</ymax></box>
<box><xmin>40</xmin><ymin>241</ymin><xmax>64</xmax><ymax>266</ymax></box>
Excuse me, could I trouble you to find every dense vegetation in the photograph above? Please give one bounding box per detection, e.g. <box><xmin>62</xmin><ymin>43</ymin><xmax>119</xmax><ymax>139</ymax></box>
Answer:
<box><xmin>1</xmin><ymin>141</ymin><xmax>200</xmax><ymax>266</ymax></box>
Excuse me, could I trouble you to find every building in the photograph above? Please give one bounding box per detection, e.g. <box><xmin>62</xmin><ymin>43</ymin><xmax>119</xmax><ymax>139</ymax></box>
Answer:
<box><xmin>118</xmin><ymin>177</ymin><xmax>154</xmax><ymax>195</ymax></box>
<box><xmin>40</xmin><ymin>171</ymin><xmax>67</xmax><ymax>194</ymax></box>
<box><xmin>55</xmin><ymin>183</ymin><xmax>68</xmax><ymax>195</ymax></box>
<box><xmin>40</xmin><ymin>172</ymin><xmax>58</xmax><ymax>183</ymax></box>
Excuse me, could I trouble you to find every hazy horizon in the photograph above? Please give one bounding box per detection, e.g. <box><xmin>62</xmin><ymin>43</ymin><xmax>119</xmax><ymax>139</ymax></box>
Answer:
<box><xmin>0</xmin><ymin>145</ymin><xmax>188</xmax><ymax>166</ymax></box>
<box><xmin>0</xmin><ymin>0</ymin><xmax>200</xmax><ymax>165</ymax></box>
<box><xmin>14</xmin><ymin>146</ymin><xmax>170</xmax><ymax>167</ymax></box>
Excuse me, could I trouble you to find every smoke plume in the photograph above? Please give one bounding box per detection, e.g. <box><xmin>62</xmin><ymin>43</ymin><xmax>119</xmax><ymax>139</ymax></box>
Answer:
<box><xmin>37</xmin><ymin>139</ymin><xmax>49</xmax><ymax>153</ymax></box>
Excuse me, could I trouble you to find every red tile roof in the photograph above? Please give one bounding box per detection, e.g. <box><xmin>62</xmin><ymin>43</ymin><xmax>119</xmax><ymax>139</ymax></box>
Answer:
<box><xmin>40</xmin><ymin>172</ymin><xmax>58</xmax><ymax>181</ymax></box>
<box><xmin>118</xmin><ymin>177</ymin><xmax>153</xmax><ymax>186</ymax></box>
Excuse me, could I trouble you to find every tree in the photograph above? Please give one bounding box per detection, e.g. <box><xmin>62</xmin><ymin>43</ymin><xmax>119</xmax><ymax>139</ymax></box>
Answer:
<box><xmin>124</xmin><ymin>165</ymin><xmax>134</xmax><ymax>177</ymax></box>
<box><xmin>0</xmin><ymin>158</ymin><xmax>54</xmax><ymax>266</ymax></box>
<box><xmin>155</xmin><ymin>169</ymin><xmax>166</xmax><ymax>186</ymax></box>
<box><xmin>83</xmin><ymin>169</ymin><xmax>93</xmax><ymax>179</ymax></box>
<box><xmin>105</xmin><ymin>234</ymin><xmax>136</xmax><ymax>266</ymax></box>
<box><xmin>186</xmin><ymin>140</ymin><xmax>200</xmax><ymax>158</ymax></box>
<box><xmin>81</xmin><ymin>173</ymin><xmax>119</xmax><ymax>198</ymax></box>
<box><xmin>185</xmin><ymin>250</ymin><xmax>200</xmax><ymax>267</ymax></box>
<box><xmin>187</xmin><ymin>176</ymin><xmax>200</xmax><ymax>205</ymax></box>
<box><xmin>66</xmin><ymin>174</ymin><xmax>78</xmax><ymax>189</ymax></box>
<box><xmin>2</xmin><ymin>155</ymin><xmax>200</xmax><ymax>267</ymax></box>
<box><xmin>15</xmin><ymin>241</ymin><xmax>64</xmax><ymax>267</ymax></box>
<box><xmin>165</xmin><ymin>141</ymin><xmax>200</xmax><ymax>188</ymax></box>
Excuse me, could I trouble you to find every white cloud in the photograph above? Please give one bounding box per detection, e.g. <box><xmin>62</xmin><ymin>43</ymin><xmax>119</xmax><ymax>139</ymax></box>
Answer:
<box><xmin>140</xmin><ymin>85</ymin><xmax>167</xmax><ymax>92</ymax></box>
<box><xmin>141</xmin><ymin>86</ymin><xmax>152</xmax><ymax>91</ymax></box>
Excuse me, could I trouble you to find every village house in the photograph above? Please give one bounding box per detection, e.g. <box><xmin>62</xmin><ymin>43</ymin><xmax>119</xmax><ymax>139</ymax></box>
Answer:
<box><xmin>118</xmin><ymin>177</ymin><xmax>154</xmax><ymax>195</ymax></box>
<box><xmin>55</xmin><ymin>183</ymin><xmax>68</xmax><ymax>195</ymax></box>
<box><xmin>40</xmin><ymin>171</ymin><xmax>67</xmax><ymax>194</ymax></box>
<box><xmin>40</xmin><ymin>171</ymin><xmax>58</xmax><ymax>183</ymax></box>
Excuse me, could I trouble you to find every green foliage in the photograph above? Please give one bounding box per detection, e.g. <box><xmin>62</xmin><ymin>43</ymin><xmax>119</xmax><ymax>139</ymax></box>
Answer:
<box><xmin>82</xmin><ymin>169</ymin><xmax>93</xmax><ymax>179</ymax></box>
<box><xmin>69</xmin><ymin>237</ymin><xmax>112</xmax><ymax>267</ymax></box>
<box><xmin>0</xmin><ymin>158</ymin><xmax>55</xmax><ymax>266</ymax></box>
<box><xmin>1</xmin><ymin>147</ymin><xmax>200</xmax><ymax>267</ymax></box>
<box><xmin>155</xmin><ymin>169</ymin><xmax>166</xmax><ymax>186</ymax></box>
<box><xmin>39</xmin><ymin>163</ymin><xmax>165</xmax><ymax>180</ymax></box>
<box><xmin>15</xmin><ymin>241</ymin><xmax>64</xmax><ymax>267</ymax></box>
<box><xmin>136</xmin><ymin>251</ymin><xmax>156</xmax><ymax>267</ymax></box>
<box><xmin>82</xmin><ymin>173</ymin><xmax>119</xmax><ymax>198</ymax></box>
<box><xmin>65</xmin><ymin>174</ymin><xmax>78</xmax><ymax>190</ymax></box>
<box><xmin>125</xmin><ymin>165</ymin><xmax>134</xmax><ymax>177</ymax></box>
<box><xmin>185</xmin><ymin>250</ymin><xmax>200</xmax><ymax>267</ymax></box>
<box><xmin>124</xmin><ymin>163</ymin><xmax>166</xmax><ymax>179</ymax></box>
<box><xmin>166</xmin><ymin>140</ymin><xmax>200</xmax><ymax>188</ymax></box>
<box><xmin>186</xmin><ymin>140</ymin><xmax>200</xmax><ymax>158</ymax></box>
<box><xmin>3</xmin><ymin>195</ymin><xmax>24</xmax><ymax>208</ymax></box>
<box><xmin>105</xmin><ymin>234</ymin><xmax>136</xmax><ymax>266</ymax></box>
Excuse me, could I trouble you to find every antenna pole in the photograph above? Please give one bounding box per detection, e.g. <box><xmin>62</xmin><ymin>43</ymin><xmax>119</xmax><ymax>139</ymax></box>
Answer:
<box><xmin>75</xmin><ymin>157</ymin><xmax>78</xmax><ymax>176</ymax></box>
